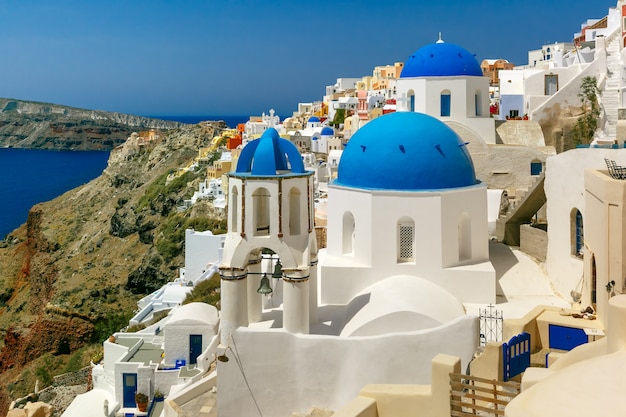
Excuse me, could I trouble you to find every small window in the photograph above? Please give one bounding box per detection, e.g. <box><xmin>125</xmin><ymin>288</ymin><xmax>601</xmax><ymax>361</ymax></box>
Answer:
<box><xmin>530</xmin><ymin>161</ymin><xmax>542</xmax><ymax>176</ymax></box>
<box><xmin>509</xmin><ymin>110</ymin><xmax>519</xmax><ymax>118</ymax></box>
<box><xmin>571</xmin><ymin>209</ymin><xmax>584</xmax><ymax>257</ymax></box>
<box><xmin>441</xmin><ymin>92</ymin><xmax>451</xmax><ymax>117</ymax></box>
<box><xmin>397</xmin><ymin>218</ymin><xmax>415</xmax><ymax>263</ymax></box>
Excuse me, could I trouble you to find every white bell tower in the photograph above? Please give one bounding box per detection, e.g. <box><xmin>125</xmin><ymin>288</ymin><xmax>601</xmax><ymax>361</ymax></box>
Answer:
<box><xmin>219</xmin><ymin>128</ymin><xmax>317</xmax><ymax>345</ymax></box>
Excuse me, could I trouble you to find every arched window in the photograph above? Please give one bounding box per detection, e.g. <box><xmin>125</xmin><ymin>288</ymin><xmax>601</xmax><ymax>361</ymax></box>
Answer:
<box><xmin>289</xmin><ymin>187</ymin><xmax>301</xmax><ymax>236</ymax></box>
<box><xmin>342</xmin><ymin>211</ymin><xmax>355</xmax><ymax>255</ymax></box>
<box><xmin>570</xmin><ymin>208</ymin><xmax>583</xmax><ymax>257</ymax></box>
<box><xmin>253</xmin><ymin>187</ymin><xmax>271</xmax><ymax>236</ymax></box>
<box><xmin>475</xmin><ymin>90</ymin><xmax>482</xmax><ymax>116</ymax></box>
<box><xmin>530</xmin><ymin>160</ymin><xmax>543</xmax><ymax>176</ymax></box>
<box><xmin>231</xmin><ymin>185</ymin><xmax>239</xmax><ymax>233</ymax></box>
<box><xmin>397</xmin><ymin>217</ymin><xmax>415</xmax><ymax>263</ymax></box>
<box><xmin>441</xmin><ymin>90</ymin><xmax>451</xmax><ymax>117</ymax></box>
<box><xmin>407</xmin><ymin>90</ymin><xmax>415</xmax><ymax>111</ymax></box>
<box><xmin>458</xmin><ymin>212</ymin><xmax>472</xmax><ymax>261</ymax></box>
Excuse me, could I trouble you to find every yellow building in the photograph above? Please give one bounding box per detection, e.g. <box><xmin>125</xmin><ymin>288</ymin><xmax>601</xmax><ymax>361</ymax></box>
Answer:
<box><xmin>207</xmin><ymin>160</ymin><xmax>232</xmax><ymax>179</ymax></box>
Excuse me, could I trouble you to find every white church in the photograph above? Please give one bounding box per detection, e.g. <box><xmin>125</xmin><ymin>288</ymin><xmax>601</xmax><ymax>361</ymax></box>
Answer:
<box><xmin>395</xmin><ymin>35</ymin><xmax>496</xmax><ymax>144</ymax></box>
<box><xmin>217</xmin><ymin>108</ymin><xmax>496</xmax><ymax>415</ymax></box>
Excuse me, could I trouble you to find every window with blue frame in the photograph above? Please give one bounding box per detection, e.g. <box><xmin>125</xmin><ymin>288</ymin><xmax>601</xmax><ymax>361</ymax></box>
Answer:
<box><xmin>441</xmin><ymin>92</ymin><xmax>451</xmax><ymax>117</ymax></box>
<box><xmin>530</xmin><ymin>161</ymin><xmax>542</xmax><ymax>176</ymax></box>
<box><xmin>475</xmin><ymin>93</ymin><xmax>481</xmax><ymax>116</ymax></box>
<box><xmin>572</xmin><ymin>209</ymin><xmax>583</xmax><ymax>257</ymax></box>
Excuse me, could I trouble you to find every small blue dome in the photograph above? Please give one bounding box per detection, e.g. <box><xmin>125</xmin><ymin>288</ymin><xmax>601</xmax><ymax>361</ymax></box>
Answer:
<box><xmin>321</xmin><ymin>126</ymin><xmax>334</xmax><ymax>136</ymax></box>
<box><xmin>235</xmin><ymin>128</ymin><xmax>305</xmax><ymax>175</ymax></box>
<box><xmin>400</xmin><ymin>41</ymin><xmax>482</xmax><ymax>78</ymax></box>
<box><xmin>335</xmin><ymin>112</ymin><xmax>477</xmax><ymax>190</ymax></box>
<box><xmin>308</xmin><ymin>116</ymin><xmax>320</xmax><ymax>123</ymax></box>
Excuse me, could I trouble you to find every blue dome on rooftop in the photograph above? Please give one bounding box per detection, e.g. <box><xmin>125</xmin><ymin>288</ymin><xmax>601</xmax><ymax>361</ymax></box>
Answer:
<box><xmin>321</xmin><ymin>126</ymin><xmax>334</xmax><ymax>136</ymax></box>
<box><xmin>400</xmin><ymin>40</ymin><xmax>482</xmax><ymax>78</ymax></box>
<box><xmin>235</xmin><ymin>128</ymin><xmax>305</xmax><ymax>176</ymax></box>
<box><xmin>308</xmin><ymin>116</ymin><xmax>320</xmax><ymax>123</ymax></box>
<box><xmin>335</xmin><ymin>112</ymin><xmax>477</xmax><ymax>190</ymax></box>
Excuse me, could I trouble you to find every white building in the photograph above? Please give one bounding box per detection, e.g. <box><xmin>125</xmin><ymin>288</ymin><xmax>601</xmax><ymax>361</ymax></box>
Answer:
<box><xmin>63</xmin><ymin>302</ymin><xmax>220</xmax><ymax>417</ymax></box>
<box><xmin>395</xmin><ymin>36</ymin><xmax>496</xmax><ymax>145</ymax></box>
<box><xmin>321</xmin><ymin>111</ymin><xmax>495</xmax><ymax>305</ymax></box>
<box><xmin>544</xmin><ymin>149</ymin><xmax>626</xmax><ymax>311</ymax></box>
<box><xmin>216</xmin><ymin>112</ymin><xmax>493</xmax><ymax>417</ymax></box>
<box><xmin>244</xmin><ymin>108</ymin><xmax>280</xmax><ymax>138</ymax></box>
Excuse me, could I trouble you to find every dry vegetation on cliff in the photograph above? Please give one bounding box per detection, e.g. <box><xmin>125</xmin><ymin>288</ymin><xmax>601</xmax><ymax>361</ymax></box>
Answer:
<box><xmin>0</xmin><ymin>121</ymin><xmax>227</xmax><ymax>412</ymax></box>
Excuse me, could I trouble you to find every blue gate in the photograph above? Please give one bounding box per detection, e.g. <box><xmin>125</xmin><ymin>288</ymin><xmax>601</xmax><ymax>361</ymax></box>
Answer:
<box><xmin>502</xmin><ymin>332</ymin><xmax>530</xmax><ymax>381</ymax></box>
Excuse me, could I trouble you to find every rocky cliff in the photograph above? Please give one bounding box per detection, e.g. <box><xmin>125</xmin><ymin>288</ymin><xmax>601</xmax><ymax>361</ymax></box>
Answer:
<box><xmin>0</xmin><ymin>121</ymin><xmax>227</xmax><ymax>412</ymax></box>
<box><xmin>0</xmin><ymin>98</ymin><xmax>184</xmax><ymax>150</ymax></box>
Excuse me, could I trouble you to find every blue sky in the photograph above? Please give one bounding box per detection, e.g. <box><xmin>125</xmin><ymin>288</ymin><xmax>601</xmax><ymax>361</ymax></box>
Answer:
<box><xmin>0</xmin><ymin>0</ymin><xmax>614</xmax><ymax>117</ymax></box>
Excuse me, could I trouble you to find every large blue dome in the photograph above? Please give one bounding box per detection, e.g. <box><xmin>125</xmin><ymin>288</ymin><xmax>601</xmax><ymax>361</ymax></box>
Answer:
<box><xmin>400</xmin><ymin>41</ymin><xmax>482</xmax><ymax>78</ymax></box>
<box><xmin>235</xmin><ymin>128</ymin><xmax>305</xmax><ymax>176</ymax></box>
<box><xmin>335</xmin><ymin>112</ymin><xmax>477</xmax><ymax>190</ymax></box>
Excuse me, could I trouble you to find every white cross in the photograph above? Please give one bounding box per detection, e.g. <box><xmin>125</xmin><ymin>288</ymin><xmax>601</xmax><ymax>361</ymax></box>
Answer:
<box><xmin>396</xmin><ymin>92</ymin><xmax>411</xmax><ymax>112</ymax></box>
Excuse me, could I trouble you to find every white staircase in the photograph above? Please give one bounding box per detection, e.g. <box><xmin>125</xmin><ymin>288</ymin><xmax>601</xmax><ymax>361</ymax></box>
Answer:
<box><xmin>601</xmin><ymin>34</ymin><xmax>621</xmax><ymax>139</ymax></box>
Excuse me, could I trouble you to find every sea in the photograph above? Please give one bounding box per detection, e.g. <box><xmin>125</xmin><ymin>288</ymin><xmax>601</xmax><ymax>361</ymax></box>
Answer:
<box><xmin>0</xmin><ymin>115</ymin><xmax>249</xmax><ymax>239</ymax></box>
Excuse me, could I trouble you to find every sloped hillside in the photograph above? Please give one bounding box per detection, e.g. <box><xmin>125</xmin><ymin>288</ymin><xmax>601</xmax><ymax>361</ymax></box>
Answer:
<box><xmin>0</xmin><ymin>121</ymin><xmax>227</xmax><ymax>412</ymax></box>
<box><xmin>0</xmin><ymin>98</ymin><xmax>184</xmax><ymax>150</ymax></box>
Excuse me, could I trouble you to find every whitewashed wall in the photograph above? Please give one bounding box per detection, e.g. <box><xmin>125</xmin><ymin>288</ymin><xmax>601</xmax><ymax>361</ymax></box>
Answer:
<box><xmin>545</xmin><ymin>149</ymin><xmax>626</xmax><ymax>299</ymax></box>
<box><xmin>217</xmin><ymin>315</ymin><xmax>478</xmax><ymax>417</ymax></box>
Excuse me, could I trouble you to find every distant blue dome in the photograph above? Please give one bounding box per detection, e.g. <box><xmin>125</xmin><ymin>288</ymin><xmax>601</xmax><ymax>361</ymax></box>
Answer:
<box><xmin>235</xmin><ymin>128</ymin><xmax>305</xmax><ymax>176</ymax></box>
<box><xmin>400</xmin><ymin>41</ymin><xmax>482</xmax><ymax>78</ymax></box>
<box><xmin>321</xmin><ymin>126</ymin><xmax>334</xmax><ymax>136</ymax></box>
<box><xmin>308</xmin><ymin>116</ymin><xmax>320</xmax><ymax>123</ymax></box>
<box><xmin>335</xmin><ymin>112</ymin><xmax>477</xmax><ymax>190</ymax></box>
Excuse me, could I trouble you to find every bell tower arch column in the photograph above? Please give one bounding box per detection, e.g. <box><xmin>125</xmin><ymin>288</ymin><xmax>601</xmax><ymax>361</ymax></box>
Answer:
<box><xmin>219</xmin><ymin>268</ymin><xmax>249</xmax><ymax>346</ymax></box>
<box><xmin>283</xmin><ymin>269</ymin><xmax>310</xmax><ymax>334</ymax></box>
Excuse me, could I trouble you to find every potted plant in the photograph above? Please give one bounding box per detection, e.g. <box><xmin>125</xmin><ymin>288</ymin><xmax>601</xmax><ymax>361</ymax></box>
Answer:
<box><xmin>154</xmin><ymin>390</ymin><xmax>165</xmax><ymax>402</ymax></box>
<box><xmin>135</xmin><ymin>392</ymin><xmax>149</xmax><ymax>412</ymax></box>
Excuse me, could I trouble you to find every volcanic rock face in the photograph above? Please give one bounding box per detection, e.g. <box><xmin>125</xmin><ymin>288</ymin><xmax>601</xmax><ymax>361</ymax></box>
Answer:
<box><xmin>0</xmin><ymin>98</ymin><xmax>184</xmax><ymax>150</ymax></box>
<box><xmin>0</xmin><ymin>120</ymin><xmax>227</xmax><ymax>412</ymax></box>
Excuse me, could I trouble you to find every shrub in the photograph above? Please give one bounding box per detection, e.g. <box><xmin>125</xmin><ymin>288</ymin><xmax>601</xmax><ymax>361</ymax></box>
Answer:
<box><xmin>573</xmin><ymin>76</ymin><xmax>601</xmax><ymax>145</ymax></box>
<box><xmin>183</xmin><ymin>273</ymin><xmax>221</xmax><ymax>307</ymax></box>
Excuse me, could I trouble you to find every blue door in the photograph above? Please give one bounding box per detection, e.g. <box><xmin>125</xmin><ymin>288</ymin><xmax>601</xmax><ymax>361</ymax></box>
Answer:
<box><xmin>190</xmin><ymin>334</ymin><xmax>202</xmax><ymax>365</ymax></box>
<box><xmin>122</xmin><ymin>373</ymin><xmax>137</xmax><ymax>408</ymax></box>
<box><xmin>549</xmin><ymin>325</ymin><xmax>587</xmax><ymax>351</ymax></box>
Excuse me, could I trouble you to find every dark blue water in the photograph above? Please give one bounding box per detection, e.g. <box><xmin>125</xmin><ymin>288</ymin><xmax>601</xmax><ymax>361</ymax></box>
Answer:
<box><xmin>0</xmin><ymin>149</ymin><xmax>110</xmax><ymax>239</ymax></box>
<box><xmin>0</xmin><ymin>115</ymin><xmax>251</xmax><ymax>239</ymax></box>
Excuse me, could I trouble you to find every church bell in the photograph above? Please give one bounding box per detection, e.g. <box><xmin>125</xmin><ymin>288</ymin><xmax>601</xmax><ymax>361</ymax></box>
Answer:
<box><xmin>257</xmin><ymin>274</ymin><xmax>273</xmax><ymax>295</ymax></box>
<box><xmin>272</xmin><ymin>260</ymin><xmax>283</xmax><ymax>279</ymax></box>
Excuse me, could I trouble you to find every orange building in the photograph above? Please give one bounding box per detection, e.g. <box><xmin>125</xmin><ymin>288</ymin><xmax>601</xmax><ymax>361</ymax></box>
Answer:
<box><xmin>480</xmin><ymin>59</ymin><xmax>514</xmax><ymax>86</ymax></box>
<box><xmin>137</xmin><ymin>129</ymin><xmax>160</xmax><ymax>148</ymax></box>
